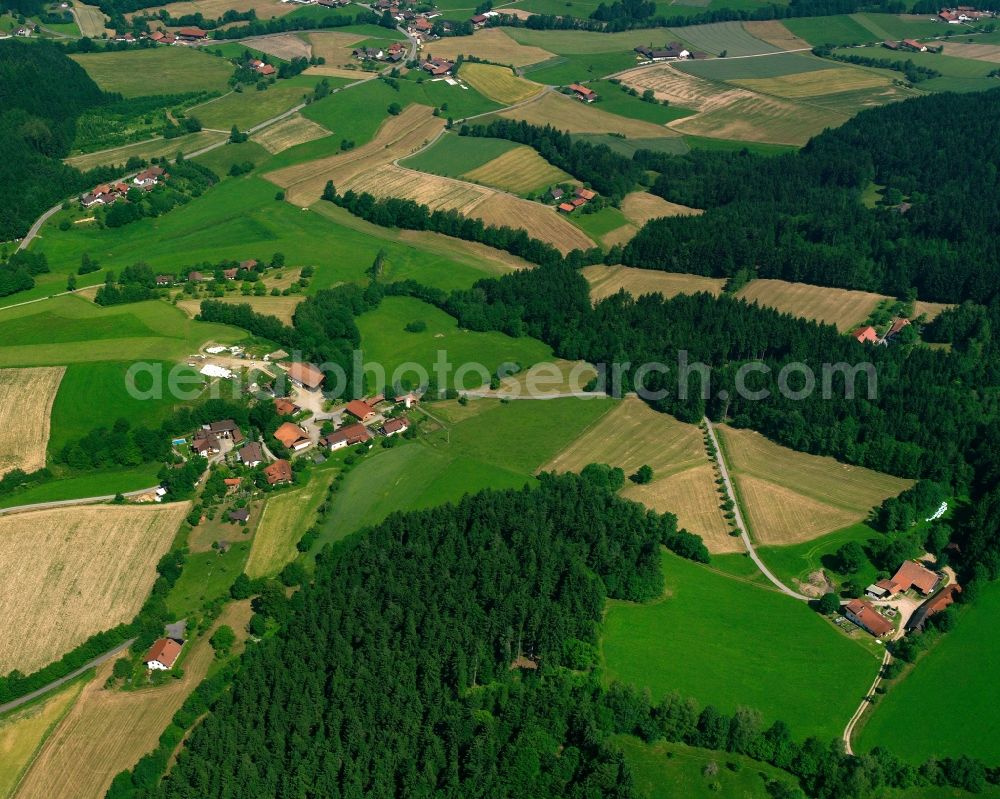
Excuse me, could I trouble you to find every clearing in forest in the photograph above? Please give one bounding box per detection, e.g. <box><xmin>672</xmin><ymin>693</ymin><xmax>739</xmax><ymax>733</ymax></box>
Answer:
<box><xmin>70</xmin><ymin>48</ymin><xmax>232</xmax><ymax>97</ymax></box>
<box><xmin>542</xmin><ymin>398</ymin><xmax>734</xmax><ymax>551</ymax></box>
<box><xmin>581</xmin><ymin>265</ymin><xmax>724</xmax><ymax>303</ymax></box>
<box><xmin>253</xmin><ymin>113</ymin><xmax>331</xmax><ymax>154</ymax></box>
<box><xmin>734</xmin><ymin>278</ymin><xmax>888</xmax><ymax>332</ymax></box>
<box><xmin>12</xmin><ymin>601</ymin><xmax>252</xmax><ymax>799</ymax></box>
<box><xmin>0</xmin><ymin>367</ymin><xmax>65</xmax><ymax>478</ymax></box>
<box><xmin>741</xmin><ymin>20</ymin><xmax>811</xmax><ymax>51</ymax></box>
<box><xmin>459</xmin><ymin>63</ymin><xmax>544</xmax><ymax>105</ymax></box>
<box><xmin>496</xmin><ymin>91</ymin><xmax>681</xmax><ymax>140</ymax></box>
<box><xmin>716</xmin><ymin>424</ymin><xmax>912</xmax><ymax>546</ymax></box>
<box><xmin>425</xmin><ymin>28</ymin><xmax>554</xmax><ymax>67</ymax></box>
<box><xmin>462</xmin><ymin>145</ymin><xmax>573</xmax><ymax>195</ymax></box>
<box><xmin>620</xmin><ymin>191</ymin><xmax>702</xmax><ymax>226</ymax></box>
<box><xmin>0</xmin><ymin>503</ymin><xmax>188</xmax><ymax>675</ymax></box>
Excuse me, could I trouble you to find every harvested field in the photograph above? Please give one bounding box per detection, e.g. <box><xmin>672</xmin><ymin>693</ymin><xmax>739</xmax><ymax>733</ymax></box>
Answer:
<box><xmin>742</xmin><ymin>20</ymin><xmax>811</xmax><ymax>51</ymax></box>
<box><xmin>913</xmin><ymin>299</ymin><xmax>953</xmax><ymax>321</ymax></box>
<box><xmin>345</xmin><ymin>164</ymin><xmax>491</xmax><ymax>213</ymax></box>
<box><xmin>669</xmin><ymin>21</ymin><xmax>780</xmax><ymax>57</ymax></box>
<box><xmin>620</xmin><ymin>191</ymin><xmax>702</xmax><ymax>225</ymax></box>
<box><xmin>732</xmin><ymin>67</ymin><xmax>889</xmax><ymax>98</ymax></box>
<box><xmin>305</xmin><ymin>30</ymin><xmax>367</xmax><ymax>67</ymax></box>
<box><xmin>718</xmin><ymin>424</ymin><xmax>912</xmax><ymax>546</ymax></box>
<box><xmin>126</xmin><ymin>0</ymin><xmax>294</xmax><ymax>20</ymax></box>
<box><xmin>253</xmin><ymin>113</ymin><xmax>331</xmax><ymax>153</ymax></box>
<box><xmin>462</xmin><ymin>145</ymin><xmax>572</xmax><ymax>194</ymax></box>
<box><xmin>242</xmin><ymin>32</ymin><xmax>311</xmax><ymax>61</ymax></box>
<box><xmin>0</xmin><ymin>680</ymin><xmax>85</xmax><ymax>799</ymax></box>
<box><xmin>177</xmin><ymin>295</ymin><xmax>303</xmax><ymax>324</ymax></box>
<box><xmin>473</xmin><ymin>193</ymin><xmax>596</xmax><ymax>254</ymax></box>
<box><xmin>496</xmin><ymin>91</ymin><xmax>681</xmax><ymax>140</ymax></box>
<box><xmin>12</xmin><ymin>601</ymin><xmax>252</xmax><ymax>799</ymax></box>
<box><xmin>582</xmin><ymin>265</ymin><xmax>724</xmax><ymax>303</ymax></box>
<box><xmin>0</xmin><ymin>504</ymin><xmax>188</xmax><ymax>675</ymax></box>
<box><xmin>543</xmin><ymin>398</ymin><xmax>734</xmax><ymax>551</ymax></box>
<box><xmin>425</xmin><ymin>28</ymin><xmax>554</xmax><ymax>67</ymax></box>
<box><xmin>459</xmin><ymin>63</ymin><xmax>543</xmax><ymax>104</ymax></box>
<box><xmin>265</xmin><ymin>104</ymin><xmax>443</xmax><ymax>205</ymax></box>
<box><xmin>0</xmin><ymin>367</ymin><xmax>64</xmax><ymax>478</ymax></box>
<box><xmin>72</xmin><ymin>3</ymin><xmax>111</xmax><ymax>37</ymax></box>
<box><xmin>735</xmin><ymin>278</ymin><xmax>888</xmax><ymax>331</ymax></box>
<box><xmin>939</xmin><ymin>42</ymin><xmax>1000</xmax><ymax>63</ymax></box>
<box><xmin>601</xmin><ymin>225</ymin><xmax>638</xmax><ymax>247</ymax></box>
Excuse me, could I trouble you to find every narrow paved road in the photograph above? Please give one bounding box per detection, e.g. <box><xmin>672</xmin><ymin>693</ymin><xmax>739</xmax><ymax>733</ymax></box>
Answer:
<box><xmin>0</xmin><ymin>638</ymin><xmax>135</xmax><ymax>716</ymax></box>
<box><xmin>0</xmin><ymin>486</ymin><xmax>159</xmax><ymax>516</ymax></box>
<box><xmin>703</xmin><ymin>418</ymin><xmax>811</xmax><ymax>601</ymax></box>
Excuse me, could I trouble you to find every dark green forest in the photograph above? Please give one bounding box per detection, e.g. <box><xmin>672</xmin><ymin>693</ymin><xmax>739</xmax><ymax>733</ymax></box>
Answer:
<box><xmin>623</xmin><ymin>90</ymin><xmax>1000</xmax><ymax>305</ymax></box>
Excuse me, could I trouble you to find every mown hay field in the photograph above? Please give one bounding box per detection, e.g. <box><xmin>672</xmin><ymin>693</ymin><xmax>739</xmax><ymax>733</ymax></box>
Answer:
<box><xmin>65</xmin><ymin>130</ymin><xmax>225</xmax><ymax>171</ymax></box>
<box><xmin>496</xmin><ymin>91</ymin><xmax>681</xmax><ymax>140</ymax></box>
<box><xmin>12</xmin><ymin>601</ymin><xmax>252</xmax><ymax>799</ymax></box>
<box><xmin>582</xmin><ymin>265</ymin><xmax>724</xmax><ymax>303</ymax></box>
<box><xmin>732</xmin><ymin>66</ymin><xmax>890</xmax><ymax>98</ymax></box>
<box><xmin>253</xmin><ymin>113</ymin><xmax>331</xmax><ymax>153</ymax></box>
<box><xmin>126</xmin><ymin>0</ymin><xmax>294</xmax><ymax>20</ymax></box>
<box><xmin>0</xmin><ymin>367</ymin><xmax>65</xmax><ymax>478</ymax></box>
<box><xmin>246</xmin><ymin>472</ymin><xmax>334</xmax><ymax>578</ymax></box>
<box><xmin>939</xmin><ymin>41</ymin><xmax>1000</xmax><ymax>63</ymax></box>
<box><xmin>459</xmin><ymin>63</ymin><xmax>543</xmax><ymax>104</ymax></box>
<box><xmin>913</xmin><ymin>299</ymin><xmax>953</xmax><ymax>321</ymax></box>
<box><xmin>72</xmin><ymin>3</ymin><xmax>111</xmax><ymax>37</ymax></box>
<box><xmin>678</xmin><ymin>51</ymin><xmax>830</xmax><ymax>81</ymax></box>
<box><xmin>70</xmin><ymin>48</ymin><xmax>233</xmax><ymax>97</ymax></box>
<box><xmin>473</xmin><ymin>193</ymin><xmax>596</xmax><ymax>254</ymax></box>
<box><xmin>542</xmin><ymin>398</ymin><xmax>734</xmax><ymax>551</ymax></box>
<box><xmin>241</xmin><ymin>32</ymin><xmax>312</xmax><ymax>61</ymax></box>
<box><xmin>462</xmin><ymin>145</ymin><xmax>572</xmax><ymax>194</ymax></box>
<box><xmin>344</xmin><ymin>164</ymin><xmax>491</xmax><ymax>213</ymax></box>
<box><xmin>742</xmin><ymin>20</ymin><xmax>811</xmax><ymax>50</ymax></box>
<box><xmin>0</xmin><ymin>503</ymin><xmax>188</xmax><ymax>675</ymax></box>
<box><xmin>717</xmin><ymin>424</ymin><xmax>912</xmax><ymax>546</ymax></box>
<box><xmin>0</xmin><ymin>680</ymin><xmax>85</xmax><ymax>799</ymax></box>
<box><xmin>734</xmin><ymin>278</ymin><xmax>888</xmax><ymax>331</ymax></box>
<box><xmin>426</xmin><ymin>28</ymin><xmax>554</xmax><ymax>67</ymax></box>
<box><xmin>265</xmin><ymin>104</ymin><xmax>444</xmax><ymax>205</ymax></box>
<box><xmin>305</xmin><ymin>30</ymin><xmax>367</xmax><ymax>67</ymax></box>
<box><xmin>620</xmin><ymin>191</ymin><xmax>702</xmax><ymax>225</ymax></box>
<box><xmin>668</xmin><ymin>20</ymin><xmax>780</xmax><ymax>56</ymax></box>
<box><xmin>176</xmin><ymin>295</ymin><xmax>303</xmax><ymax>325</ymax></box>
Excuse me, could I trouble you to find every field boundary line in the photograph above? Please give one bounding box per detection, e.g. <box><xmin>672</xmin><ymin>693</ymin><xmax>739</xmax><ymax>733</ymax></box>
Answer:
<box><xmin>0</xmin><ymin>486</ymin><xmax>159</xmax><ymax>516</ymax></box>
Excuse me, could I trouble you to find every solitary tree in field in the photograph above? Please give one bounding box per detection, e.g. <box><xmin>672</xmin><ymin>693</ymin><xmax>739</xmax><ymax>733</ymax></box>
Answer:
<box><xmin>631</xmin><ymin>464</ymin><xmax>654</xmax><ymax>484</ymax></box>
<box><xmin>210</xmin><ymin>625</ymin><xmax>236</xmax><ymax>658</ymax></box>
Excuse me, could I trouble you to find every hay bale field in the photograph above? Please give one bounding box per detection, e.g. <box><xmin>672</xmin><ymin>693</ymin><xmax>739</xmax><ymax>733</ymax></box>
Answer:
<box><xmin>542</xmin><ymin>398</ymin><xmax>734</xmax><ymax>551</ymax></box>
<box><xmin>246</xmin><ymin>473</ymin><xmax>333</xmax><ymax>578</ymax></box>
<box><xmin>717</xmin><ymin>424</ymin><xmax>912</xmax><ymax>546</ymax></box>
<box><xmin>265</xmin><ymin>105</ymin><xmax>444</xmax><ymax>205</ymax></box>
<box><xmin>0</xmin><ymin>367</ymin><xmax>64</xmax><ymax>478</ymax></box>
<box><xmin>0</xmin><ymin>503</ymin><xmax>188</xmax><ymax>675</ymax></box>
<box><xmin>496</xmin><ymin>91</ymin><xmax>681</xmax><ymax>140</ymax></box>
<box><xmin>939</xmin><ymin>42</ymin><xmax>1000</xmax><ymax>63</ymax></box>
<box><xmin>176</xmin><ymin>295</ymin><xmax>303</xmax><ymax>325</ymax></box>
<box><xmin>425</xmin><ymin>28</ymin><xmax>554</xmax><ymax>67</ymax></box>
<box><xmin>249</xmin><ymin>32</ymin><xmax>312</xmax><ymax>61</ymax></box>
<box><xmin>732</xmin><ymin>67</ymin><xmax>889</xmax><ymax>98</ymax></box>
<box><xmin>582</xmin><ymin>265</ymin><xmax>724</xmax><ymax>303</ymax></box>
<box><xmin>253</xmin><ymin>113</ymin><xmax>331</xmax><ymax>154</ymax></box>
<box><xmin>12</xmin><ymin>601</ymin><xmax>252</xmax><ymax>799</ymax></box>
<box><xmin>742</xmin><ymin>20</ymin><xmax>811</xmax><ymax>51</ymax></box>
<box><xmin>462</xmin><ymin>145</ymin><xmax>573</xmax><ymax>194</ymax></box>
<box><xmin>734</xmin><ymin>278</ymin><xmax>888</xmax><ymax>331</ymax></box>
<box><xmin>459</xmin><ymin>63</ymin><xmax>543</xmax><ymax>104</ymax></box>
<box><xmin>621</xmin><ymin>191</ymin><xmax>702</xmax><ymax>225</ymax></box>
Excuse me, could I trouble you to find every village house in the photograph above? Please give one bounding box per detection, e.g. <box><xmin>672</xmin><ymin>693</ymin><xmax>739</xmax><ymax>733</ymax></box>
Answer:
<box><xmin>470</xmin><ymin>12</ymin><xmax>488</xmax><ymax>27</ymax></box>
<box><xmin>844</xmin><ymin>598</ymin><xmax>895</xmax><ymax>638</ymax></box>
<box><xmin>557</xmin><ymin>202</ymin><xmax>576</xmax><ymax>214</ymax></box>
<box><xmin>345</xmin><ymin>399</ymin><xmax>376</xmax><ymax>422</ymax></box>
<box><xmin>575</xmin><ymin>187</ymin><xmax>596</xmax><ymax>201</ymax></box>
<box><xmin>550</xmin><ymin>186</ymin><xmax>564</xmax><ymax>201</ymax></box>
<box><xmin>133</xmin><ymin>165</ymin><xmax>165</xmax><ymax>188</ymax></box>
<box><xmin>851</xmin><ymin>325</ymin><xmax>879</xmax><ymax>344</ymax></box>
<box><xmin>634</xmin><ymin>43</ymin><xmax>690</xmax><ymax>60</ymax></box>
<box><xmin>191</xmin><ymin>431</ymin><xmax>221</xmax><ymax>456</ymax></box>
<box><xmin>188</xmin><ymin>271</ymin><xmax>207</xmax><ymax>283</ymax></box>
<box><xmin>274</xmin><ymin>421</ymin><xmax>311</xmax><ymax>451</ymax></box>
<box><xmin>382</xmin><ymin>417</ymin><xmax>409</xmax><ymax>437</ymax></box>
<box><xmin>318</xmin><ymin>0</ymin><xmax>352</xmax><ymax>7</ymax></box>
<box><xmin>223</xmin><ymin>477</ymin><xmax>242</xmax><ymax>494</ymax></box>
<box><xmin>887</xmin><ymin>560</ymin><xmax>941</xmax><ymax>595</ymax></box>
<box><xmin>274</xmin><ymin>397</ymin><xmax>299</xmax><ymax>416</ymax></box>
<box><xmin>264</xmin><ymin>458</ymin><xmax>294</xmax><ymax>485</ymax></box>
<box><xmin>422</xmin><ymin>56</ymin><xmax>454</xmax><ymax>76</ymax></box>
<box><xmin>177</xmin><ymin>26</ymin><xmax>208</xmax><ymax>40</ymax></box>
<box><xmin>354</xmin><ymin>46</ymin><xmax>385</xmax><ymax>60</ymax></box>
<box><xmin>145</xmin><ymin>638</ymin><xmax>183</xmax><ymax>670</ymax></box>
<box><xmin>155</xmin><ymin>274</ymin><xmax>173</xmax><ymax>286</ymax></box>
<box><xmin>207</xmin><ymin>419</ymin><xmax>243</xmax><ymax>442</ymax></box>
<box><xmin>386</xmin><ymin>42</ymin><xmax>405</xmax><ymax>62</ymax></box>
<box><xmin>906</xmin><ymin>583</ymin><xmax>961</xmax><ymax>631</ymax></box>
<box><xmin>411</xmin><ymin>16</ymin><xmax>432</xmax><ymax>34</ymax></box>
<box><xmin>883</xmin><ymin>317</ymin><xmax>911</xmax><ymax>341</ymax></box>
<box><xmin>883</xmin><ymin>39</ymin><xmax>900</xmax><ymax>49</ymax></box>
<box><xmin>238</xmin><ymin>441</ymin><xmax>264</xmax><ymax>467</ymax></box>
<box><xmin>222</xmin><ymin>267</ymin><xmax>239</xmax><ymax>280</ymax></box>
<box><xmin>568</xmin><ymin>83</ymin><xmax>597</xmax><ymax>103</ymax></box>
<box><xmin>248</xmin><ymin>58</ymin><xmax>276</xmax><ymax>75</ymax></box>
<box><xmin>287</xmin><ymin>362</ymin><xmax>324</xmax><ymax>391</ymax></box>
<box><xmin>240</xmin><ymin>258</ymin><xmax>259</xmax><ymax>271</ymax></box>
<box><xmin>323</xmin><ymin>422</ymin><xmax>372</xmax><ymax>451</ymax></box>
<box><xmin>394</xmin><ymin>391</ymin><xmax>419</xmax><ymax>409</ymax></box>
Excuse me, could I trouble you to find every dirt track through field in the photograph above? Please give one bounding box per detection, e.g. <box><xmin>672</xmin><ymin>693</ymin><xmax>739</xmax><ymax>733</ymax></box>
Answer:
<box><xmin>0</xmin><ymin>367</ymin><xmax>65</xmax><ymax>479</ymax></box>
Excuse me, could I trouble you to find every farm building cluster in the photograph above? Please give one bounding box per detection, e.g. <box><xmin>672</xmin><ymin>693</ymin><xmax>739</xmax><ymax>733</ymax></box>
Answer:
<box><xmin>555</xmin><ymin>186</ymin><xmax>597</xmax><ymax>214</ymax></box>
<box><xmin>353</xmin><ymin>41</ymin><xmax>407</xmax><ymax>63</ymax></box>
<box><xmin>851</xmin><ymin>317</ymin><xmax>912</xmax><ymax>345</ymax></box>
<box><xmin>108</xmin><ymin>27</ymin><xmax>208</xmax><ymax>46</ymax></box>
<box><xmin>79</xmin><ymin>166</ymin><xmax>165</xmax><ymax>208</ymax></box>
<box><xmin>634</xmin><ymin>42</ymin><xmax>699</xmax><ymax>62</ymax></box>
<box><xmin>937</xmin><ymin>6</ymin><xmax>994</xmax><ymax>21</ymax></box>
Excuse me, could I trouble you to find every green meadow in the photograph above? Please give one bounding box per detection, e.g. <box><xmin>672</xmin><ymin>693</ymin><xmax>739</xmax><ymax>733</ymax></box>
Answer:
<box><xmin>567</xmin><ymin>206</ymin><xmax>632</xmax><ymax>242</ymax></box>
<box><xmin>357</xmin><ymin>296</ymin><xmax>552</xmax><ymax>385</ymax></box>
<box><xmin>587</xmin><ymin>80</ymin><xmax>695</xmax><ymax>124</ymax></box>
<box><xmin>0</xmin><ymin>463</ymin><xmax>162</xmax><ymax>509</ymax></box>
<box><xmin>190</xmin><ymin>76</ymin><xmax>335</xmax><ymax>131</ymax></box>
<box><xmin>167</xmin><ymin>541</ymin><xmax>252</xmax><ymax>618</ymax></box>
<box><xmin>785</xmin><ymin>14</ymin><xmax>878</xmax><ymax>46</ymax></box>
<box><xmin>70</xmin><ymin>47</ymin><xmax>233</xmax><ymax>97</ymax></box>
<box><xmin>678</xmin><ymin>51</ymin><xmax>831</xmax><ymax>80</ymax></box>
<box><xmin>521</xmin><ymin>52</ymin><xmax>638</xmax><ymax>85</ymax></box>
<box><xmin>400</xmin><ymin>134</ymin><xmax>519</xmax><ymax>178</ymax></box>
<box><xmin>833</xmin><ymin>46</ymin><xmax>1000</xmax><ymax>92</ymax></box>
<box><xmin>193</xmin><ymin>141</ymin><xmax>271</xmax><ymax>178</ymax></box>
<box><xmin>756</xmin><ymin>523</ymin><xmax>882</xmax><ymax>594</ymax></box>
<box><xmin>602</xmin><ymin>550</ymin><xmax>880</xmax><ymax>741</ymax></box>
<box><xmin>858</xmin><ymin>580</ymin><xmax>1000</xmax><ymax>763</ymax></box>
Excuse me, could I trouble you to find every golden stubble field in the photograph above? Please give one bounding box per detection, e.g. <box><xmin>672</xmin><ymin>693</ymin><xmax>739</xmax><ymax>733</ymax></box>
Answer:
<box><xmin>582</xmin><ymin>265</ymin><xmax>724</xmax><ymax>303</ymax></box>
<box><xmin>0</xmin><ymin>503</ymin><xmax>188</xmax><ymax>675</ymax></box>
<box><xmin>717</xmin><ymin>424</ymin><xmax>912</xmax><ymax>546</ymax></box>
<box><xmin>621</xmin><ymin>191</ymin><xmax>702</xmax><ymax>225</ymax></box>
<box><xmin>542</xmin><ymin>398</ymin><xmax>736</xmax><ymax>551</ymax></box>
<box><xmin>12</xmin><ymin>601</ymin><xmax>253</xmax><ymax>799</ymax></box>
<box><xmin>253</xmin><ymin>113</ymin><xmax>331</xmax><ymax>154</ymax></box>
<box><xmin>497</xmin><ymin>91</ymin><xmax>681</xmax><ymax>139</ymax></box>
<box><xmin>742</xmin><ymin>20</ymin><xmax>811</xmax><ymax>50</ymax></box>
<box><xmin>0</xmin><ymin>367</ymin><xmax>65</xmax><ymax>479</ymax></box>
<box><xmin>734</xmin><ymin>278</ymin><xmax>888</xmax><ymax>332</ymax></box>
<box><xmin>459</xmin><ymin>63</ymin><xmax>544</xmax><ymax>104</ymax></box>
<box><xmin>462</xmin><ymin>145</ymin><xmax>572</xmax><ymax>194</ymax></box>
<box><xmin>425</xmin><ymin>28</ymin><xmax>555</xmax><ymax>67</ymax></box>
<box><xmin>126</xmin><ymin>0</ymin><xmax>294</xmax><ymax>19</ymax></box>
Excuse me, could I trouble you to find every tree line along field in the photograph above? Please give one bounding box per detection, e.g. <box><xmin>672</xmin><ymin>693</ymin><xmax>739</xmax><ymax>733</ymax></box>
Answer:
<box><xmin>601</xmin><ymin>550</ymin><xmax>880</xmax><ymax>742</ymax></box>
<box><xmin>0</xmin><ymin>368</ymin><xmax>64</xmax><ymax>479</ymax></box>
<box><xmin>123</xmin><ymin>0</ymin><xmax>297</xmax><ymax>21</ymax></box>
<box><xmin>11</xmin><ymin>600</ymin><xmax>253</xmax><ymax>799</ymax></box>
<box><xmin>716</xmin><ymin>424</ymin><xmax>912</xmax><ymax>547</ymax></box>
<box><xmin>0</xmin><ymin>503</ymin><xmax>188</xmax><ymax>675</ymax></box>
<box><xmin>70</xmin><ymin>47</ymin><xmax>233</xmax><ymax>98</ymax></box>
<box><xmin>733</xmin><ymin>279</ymin><xmax>890</xmax><ymax>332</ymax></box>
<box><xmin>64</xmin><ymin>130</ymin><xmax>227</xmax><ymax>172</ymax></box>
<box><xmin>542</xmin><ymin>397</ymin><xmax>737</xmax><ymax>551</ymax></box>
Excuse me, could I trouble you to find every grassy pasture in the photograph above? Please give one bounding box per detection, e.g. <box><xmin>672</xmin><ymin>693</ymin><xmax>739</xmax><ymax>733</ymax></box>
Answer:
<box><xmin>246</xmin><ymin>472</ymin><xmax>333</xmax><ymax>578</ymax></box>
<box><xmin>0</xmin><ymin>503</ymin><xmax>187</xmax><ymax>675</ymax></box>
<box><xmin>567</xmin><ymin>206</ymin><xmax>634</xmax><ymax>246</ymax></box>
<box><xmin>462</xmin><ymin>145</ymin><xmax>573</xmax><ymax>195</ymax></box>
<box><xmin>0</xmin><ymin>464</ymin><xmax>162</xmax><ymax>510</ymax></box>
<box><xmin>851</xmin><ymin>12</ymin><xmax>950</xmax><ymax>41</ymax></box>
<box><xmin>0</xmin><ymin>679</ymin><xmax>86</xmax><ymax>799</ymax></box>
<box><xmin>732</xmin><ymin>67</ymin><xmax>891</xmax><ymax>98</ymax></box>
<box><xmin>357</xmin><ymin>296</ymin><xmax>552</xmax><ymax>386</ymax></box>
<box><xmin>681</xmin><ymin>134</ymin><xmax>797</xmax><ymax>154</ymax></box>
<box><xmin>13</xmin><ymin>601</ymin><xmax>252</xmax><ymax>799</ymax></box>
<box><xmin>400</xmin><ymin>133</ymin><xmax>519</xmax><ymax>177</ymax></box>
<box><xmin>70</xmin><ymin>47</ymin><xmax>232</xmax><ymax>97</ymax></box>
<box><xmin>836</xmin><ymin>46</ymin><xmax>999</xmax><ymax>92</ymax></box>
<box><xmin>582</xmin><ymin>264</ymin><xmax>723</xmax><ymax>302</ymax></box>
<box><xmin>784</xmin><ymin>15</ymin><xmax>878</xmax><ymax>46</ymax></box>
<box><xmin>587</xmin><ymin>79</ymin><xmax>696</xmax><ymax>124</ymax></box>
<box><xmin>505</xmin><ymin>28</ymin><xmax>667</xmax><ymax>54</ymax></box>
<box><xmin>459</xmin><ymin>62</ymin><xmax>544</xmax><ymax>104</ymax></box>
<box><xmin>64</xmin><ymin>130</ymin><xmax>226</xmax><ymax>172</ymax></box>
<box><xmin>126</xmin><ymin>0</ymin><xmax>294</xmax><ymax>20</ymax></box>
<box><xmin>425</xmin><ymin>27</ymin><xmax>554</xmax><ymax>66</ymax></box>
<box><xmin>521</xmin><ymin>51</ymin><xmax>639</xmax><ymax>85</ymax></box>
<box><xmin>734</xmin><ymin>278</ymin><xmax>888</xmax><ymax>331</ymax></box>
<box><xmin>0</xmin><ymin>368</ymin><xmax>64</xmax><ymax>478</ymax></box>
<box><xmin>191</xmin><ymin>140</ymin><xmax>270</xmax><ymax>178</ymax></box>
<box><xmin>575</xmin><ymin>133</ymin><xmax>689</xmax><ymax>157</ymax></box>
<box><xmin>495</xmin><ymin>90</ymin><xmax>683</xmax><ymax>139</ymax></box>
<box><xmin>166</xmin><ymin>542</ymin><xmax>251</xmax><ymax>618</ymax></box>
<box><xmin>678</xmin><ymin>51</ymin><xmax>834</xmax><ymax>80</ymax></box>
<box><xmin>858</xmin><ymin>580</ymin><xmax>1000</xmax><ymax>763</ymax></box>
<box><xmin>602</xmin><ymin>550</ymin><xmax>880</xmax><ymax>740</ymax></box>
<box><xmin>190</xmin><ymin>79</ymin><xmax>323</xmax><ymax>131</ymax></box>
<box><xmin>668</xmin><ymin>20</ymin><xmax>781</xmax><ymax>56</ymax></box>
<box><xmin>717</xmin><ymin>424</ymin><xmax>912</xmax><ymax>546</ymax></box>
<box><xmin>177</xmin><ymin>295</ymin><xmax>302</xmax><ymax>324</ymax></box>
<box><xmin>252</xmin><ymin>113</ymin><xmax>331</xmax><ymax>154</ymax></box>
